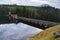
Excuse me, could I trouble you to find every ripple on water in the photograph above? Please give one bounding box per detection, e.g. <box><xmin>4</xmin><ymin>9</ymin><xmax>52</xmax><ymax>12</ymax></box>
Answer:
<box><xmin>0</xmin><ymin>22</ymin><xmax>43</xmax><ymax>40</ymax></box>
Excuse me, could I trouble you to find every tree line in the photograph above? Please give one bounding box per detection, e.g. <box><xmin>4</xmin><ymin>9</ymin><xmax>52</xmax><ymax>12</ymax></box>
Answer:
<box><xmin>0</xmin><ymin>5</ymin><xmax>60</xmax><ymax>23</ymax></box>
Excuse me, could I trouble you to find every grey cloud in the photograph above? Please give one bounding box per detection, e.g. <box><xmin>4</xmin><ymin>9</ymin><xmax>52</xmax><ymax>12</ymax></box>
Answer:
<box><xmin>0</xmin><ymin>0</ymin><xmax>60</xmax><ymax>8</ymax></box>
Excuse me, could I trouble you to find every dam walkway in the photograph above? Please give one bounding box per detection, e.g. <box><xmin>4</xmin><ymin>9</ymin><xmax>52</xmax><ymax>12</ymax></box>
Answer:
<box><xmin>8</xmin><ymin>14</ymin><xmax>60</xmax><ymax>30</ymax></box>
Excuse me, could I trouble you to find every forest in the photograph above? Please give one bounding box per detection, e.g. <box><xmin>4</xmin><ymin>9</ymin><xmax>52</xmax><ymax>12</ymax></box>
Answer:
<box><xmin>0</xmin><ymin>5</ymin><xmax>60</xmax><ymax>23</ymax></box>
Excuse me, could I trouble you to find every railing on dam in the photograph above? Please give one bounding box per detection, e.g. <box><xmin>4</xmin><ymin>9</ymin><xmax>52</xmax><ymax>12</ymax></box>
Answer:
<box><xmin>8</xmin><ymin>14</ymin><xmax>60</xmax><ymax>30</ymax></box>
<box><xmin>11</xmin><ymin>17</ymin><xmax>60</xmax><ymax>29</ymax></box>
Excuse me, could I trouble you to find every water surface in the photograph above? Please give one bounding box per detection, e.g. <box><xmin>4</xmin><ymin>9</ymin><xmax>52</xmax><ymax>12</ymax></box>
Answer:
<box><xmin>0</xmin><ymin>23</ymin><xmax>43</xmax><ymax>40</ymax></box>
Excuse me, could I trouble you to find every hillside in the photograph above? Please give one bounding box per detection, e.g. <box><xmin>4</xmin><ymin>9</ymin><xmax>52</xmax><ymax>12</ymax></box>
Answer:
<box><xmin>28</xmin><ymin>25</ymin><xmax>60</xmax><ymax>40</ymax></box>
<box><xmin>0</xmin><ymin>5</ymin><xmax>60</xmax><ymax>24</ymax></box>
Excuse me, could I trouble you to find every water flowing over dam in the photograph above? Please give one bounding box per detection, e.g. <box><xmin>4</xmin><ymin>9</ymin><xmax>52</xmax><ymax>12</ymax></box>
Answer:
<box><xmin>0</xmin><ymin>23</ymin><xmax>43</xmax><ymax>40</ymax></box>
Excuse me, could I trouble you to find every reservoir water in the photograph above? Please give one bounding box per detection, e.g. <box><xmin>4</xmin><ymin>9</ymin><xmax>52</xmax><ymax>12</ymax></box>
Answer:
<box><xmin>0</xmin><ymin>22</ymin><xmax>43</xmax><ymax>40</ymax></box>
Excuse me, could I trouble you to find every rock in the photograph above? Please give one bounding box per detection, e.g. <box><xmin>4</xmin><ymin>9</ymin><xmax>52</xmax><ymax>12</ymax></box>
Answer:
<box><xmin>53</xmin><ymin>31</ymin><xmax>60</xmax><ymax>38</ymax></box>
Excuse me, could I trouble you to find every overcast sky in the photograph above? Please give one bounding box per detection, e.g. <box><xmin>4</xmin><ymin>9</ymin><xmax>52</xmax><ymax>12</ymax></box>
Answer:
<box><xmin>0</xmin><ymin>0</ymin><xmax>60</xmax><ymax>8</ymax></box>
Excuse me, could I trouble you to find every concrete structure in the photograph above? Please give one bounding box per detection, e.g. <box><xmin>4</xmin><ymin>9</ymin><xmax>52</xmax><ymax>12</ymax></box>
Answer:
<box><xmin>8</xmin><ymin>14</ymin><xmax>60</xmax><ymax>29</ymax></box>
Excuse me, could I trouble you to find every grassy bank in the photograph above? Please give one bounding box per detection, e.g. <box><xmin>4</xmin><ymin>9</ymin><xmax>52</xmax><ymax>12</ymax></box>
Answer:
<box><xmin>28</xmin><ymin>25</ymin><xmax>60</xmax><ymax>40</ymax></box>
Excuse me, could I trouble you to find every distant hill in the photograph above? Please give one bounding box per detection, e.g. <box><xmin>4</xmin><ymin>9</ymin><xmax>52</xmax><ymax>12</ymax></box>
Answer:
<box><xmin>37</xmin><ymin>4</ymin><xmax>51</xmax><ymax>7</ymax></box>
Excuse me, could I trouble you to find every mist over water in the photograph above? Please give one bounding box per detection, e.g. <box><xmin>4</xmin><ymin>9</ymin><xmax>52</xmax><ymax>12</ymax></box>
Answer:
<box><xmin>0</xmin><ymin>22</ymin><xmax>43</xmax><ymax>40</ymax></box>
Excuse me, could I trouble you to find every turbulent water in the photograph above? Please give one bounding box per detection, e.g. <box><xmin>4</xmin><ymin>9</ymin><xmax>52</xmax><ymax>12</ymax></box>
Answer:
<box><xmin>0</xmin><ymin>22</ymin><xmax>43</xmax><ymax>40</ymax></box>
